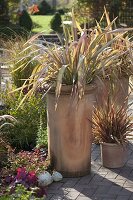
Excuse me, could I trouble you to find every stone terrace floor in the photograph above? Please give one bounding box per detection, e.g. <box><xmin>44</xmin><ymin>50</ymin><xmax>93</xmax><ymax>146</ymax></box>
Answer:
<box><xmin>46</xmin><ymin>142</ymin><xmax>133</xmax><ymax>200</ymax></box>
<box><xmin>46</xmin><ymin>94</ymin><xmax>133</xmax><ymax>200</ymax></box>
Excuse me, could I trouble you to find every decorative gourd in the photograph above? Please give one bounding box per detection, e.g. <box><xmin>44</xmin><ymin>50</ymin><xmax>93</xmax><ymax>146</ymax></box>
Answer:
<box><xmin>52</xmin><ymin>171</ymin><xmax>63</xmax><ymax>182</ymax></box>
<box><xmin>38</xmin><ymin>171</ymin><xmax>53</xmax><ymax>186</ymax></box>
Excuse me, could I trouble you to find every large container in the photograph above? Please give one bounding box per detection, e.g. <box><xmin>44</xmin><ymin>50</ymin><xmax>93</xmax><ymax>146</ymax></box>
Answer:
<box><xmin>95</xmin><ymin>76</ymin><xmax>129</xmax><ymax>107</ymax></box>
<box><xmin>47</xmin><ymin>84</ymin><xmax>96</xmax><ymax>177</ymax></box>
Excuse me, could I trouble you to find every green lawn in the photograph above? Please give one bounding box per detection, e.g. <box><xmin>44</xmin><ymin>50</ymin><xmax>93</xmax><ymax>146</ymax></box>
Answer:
<box><xmin>31</xmin><ymin>15</ymin><xmax>54</xmax><ymax>33</ymax></box>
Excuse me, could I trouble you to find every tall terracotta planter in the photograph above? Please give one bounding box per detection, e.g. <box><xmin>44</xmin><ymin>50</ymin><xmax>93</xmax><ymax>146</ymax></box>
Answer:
<box><xmin>47</xmin><ymin>84</ymin><xmax>96</xmax><ymax>177</ymax></box>
<box><xmin>95</xmin><ymin>76</ymin><xmax>129</xmax><ymax>107</ymax></box>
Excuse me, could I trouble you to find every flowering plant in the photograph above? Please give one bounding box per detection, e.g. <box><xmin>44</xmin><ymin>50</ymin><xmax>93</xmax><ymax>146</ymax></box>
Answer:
<box><xmin>9</xmin><ymin>147</ymin><xmax>48</xmax><ymax>173</ymax></box>
<box><xmin>4</xmin><ymin>167</ymin><xmax>47</xmax><ymax>198</ymax></box>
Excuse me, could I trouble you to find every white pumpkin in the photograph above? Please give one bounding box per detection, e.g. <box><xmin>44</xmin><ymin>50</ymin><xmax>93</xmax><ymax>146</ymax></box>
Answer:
<box><xmin>38</xmin><ymin>171</ymin><xmax>53</xmax><ymax>186</ymax></box>
<box><xmin>52</xmin><ymin>171</ymin><xmax>63</xmax><ymax>182</ymax></box>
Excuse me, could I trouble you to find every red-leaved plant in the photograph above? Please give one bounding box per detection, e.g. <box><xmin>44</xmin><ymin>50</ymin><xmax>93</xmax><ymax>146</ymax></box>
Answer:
<box><xmin>92</xmin><ymin>96</ymin><xmax>133</xmax><ymax>145</ymax></box>
<box><xmin>4</xmin><ymin>167</ymin><xmax>47</xmax><ymax>198</ymax></box>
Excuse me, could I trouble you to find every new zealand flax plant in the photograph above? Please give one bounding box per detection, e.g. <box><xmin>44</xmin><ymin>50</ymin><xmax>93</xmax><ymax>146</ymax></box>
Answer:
<box><xmin>94</xmin><ymin>8</ymin><xmax>133</xmax><ymax>79</ymax></box>
<box><xmin>92</xmin><ymin>95</ymin><xmax>133</xmax><ymax>145</ymax></box>
<box><xmin>1</xmin><ymin>10</ymin><xmax>133</xmax><ymax>104</ymax></box>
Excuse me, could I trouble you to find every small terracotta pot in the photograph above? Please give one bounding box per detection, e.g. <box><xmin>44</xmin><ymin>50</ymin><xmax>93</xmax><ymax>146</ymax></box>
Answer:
<box><xmin>100</xmin><ymin>142</ymin><xmax>127</xmax><ymax>168</ymax></box>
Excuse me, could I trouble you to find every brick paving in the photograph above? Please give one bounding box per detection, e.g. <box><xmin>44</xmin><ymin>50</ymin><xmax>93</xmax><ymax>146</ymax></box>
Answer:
<box><xmin>46</xmin><ymin>94</ymin><xmax>133</xmax><ymax>200</ymax></box>
<box><xmin>46</xmin><ymin>141</ymin><xmax>133</xmax><ymax>200</ymax></box>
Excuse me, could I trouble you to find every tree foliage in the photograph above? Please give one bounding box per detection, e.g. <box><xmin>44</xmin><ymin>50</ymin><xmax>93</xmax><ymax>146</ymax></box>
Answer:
<box><xmin>75</xmin><ymin>0</ymin><xmax>132</xmax><ymax>25</ymax></box>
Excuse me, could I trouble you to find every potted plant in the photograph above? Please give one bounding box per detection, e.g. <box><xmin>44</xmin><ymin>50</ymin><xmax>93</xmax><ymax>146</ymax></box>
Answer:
<box><xmin>92</xmin><ymin>96</ymin><xmax>133</xmax><ymax>168</ymax></box>
<box><xmin>94</xmin><ymin>8</ymin><xmax>133</xmax><ymax>107</ymax></box>
<box><xmin>1</xmin><ymin>13</ymin><xmax>132</xmax><ymax>176</ymax></box>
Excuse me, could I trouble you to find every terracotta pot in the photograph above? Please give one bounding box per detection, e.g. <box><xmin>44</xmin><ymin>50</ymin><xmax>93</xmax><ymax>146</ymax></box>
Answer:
<box><xmin>95</xmin><ymin>76</ymin><xmax>129</xmax><ymax>107</ymax></box>
<box><xmin>47</xmin><ymin>84</ymin><xmax>96</xmax><ymax>177</ymax></box>
<box><xmin>100</xmin><ymin>142</ymin><xmax>127</xmax><ymax>168</ymax></box>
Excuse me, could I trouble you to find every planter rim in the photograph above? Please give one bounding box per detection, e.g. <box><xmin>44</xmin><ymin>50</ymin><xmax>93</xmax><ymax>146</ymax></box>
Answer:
<box><xmin>48</xmin><ymin>83</ymin><xmax>97</xmax><ymax>95</ymax></box>
<box><xmin>95</xmin><ymin>75</ymin><xmax>129</xmax><ymax>81</ymax></box>
<box><xmin>100</xmin><ymin>142</ymin><xmax>127</xmax><ymax>147</ymax></box>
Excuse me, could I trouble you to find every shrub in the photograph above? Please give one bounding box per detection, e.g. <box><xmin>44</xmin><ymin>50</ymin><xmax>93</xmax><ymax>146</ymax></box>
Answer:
<box><xmin>0</xmin><ymin>88</ymin><xmax>47</xmax><ymax>150</ymax></box>
<box><xmin>37</xmin><ymin>0</ymin><xmax>53</xmax><ymax>15</ymax></box>
<box><xmin>1</xmin><ymin>35</ymin><xmax>38</xmax><ymax>88</ymax></box>
<box><xmin>0</xmin><ymin>25</ymin><xmax>29</xmax><ymax>39</ymax></box>
<box><xmin>50</xmin><ymin>12</ymin><xmax>62</xmax><ymax>33</ymax></box>
<box><xmin>19</xmin><ymin>10</ymin><xmax>33</xmax><ymax>31</ymax></box>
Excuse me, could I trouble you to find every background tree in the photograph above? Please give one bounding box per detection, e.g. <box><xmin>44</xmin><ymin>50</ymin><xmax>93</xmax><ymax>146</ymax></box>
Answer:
<box><xmin>0</xmin><ymin>0</ymin><xmax>9</xmax><ymax>25</ymax></box>
<box><xmin>74</xmin><ymin>0</ymin><xmax>132</xmax><ymax>26</ymax></box>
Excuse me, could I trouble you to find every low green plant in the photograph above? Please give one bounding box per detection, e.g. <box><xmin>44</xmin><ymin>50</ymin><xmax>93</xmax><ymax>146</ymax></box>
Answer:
<box><xmin>0</xmin><ymin>114</ymin><xmax>16</xmax><ymax>167</ymax></box>
<box><xmin>9</xmin><ymin>147</ymin><xmax>48</xmax><ymax>173</ymax></box>
<box><xmin>1</xmin><ymin>184</ymin><xmax>46</xmax><ymax>200</ymax></box>
<box><xmin>36</xmin><ymin>115</ymin><xmax>48</xmax><ymax>148</ymax></box>
<box><xmin>0</xmin><ymin>87</ymin><xmax>47</xmax><ymax>150</ymax></box>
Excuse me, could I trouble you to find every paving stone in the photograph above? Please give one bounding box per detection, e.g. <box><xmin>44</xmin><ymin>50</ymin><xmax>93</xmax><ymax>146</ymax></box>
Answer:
<box><xmin>90</xmin><ymin>174</ymin><xmax>104</xmax><ymax>183</ymax></box>
<box><xmin>65</xmin><ymin>191</ymin><xmax>80</xmax><ymax>199</ymax></box>
<box><xmin>76</xmin><ymin>196</ymin><xmax>92</xmax><ymax>200</ymax></box>
<box><xmin>62</xmin><ymin>179</ymin><xmax>80</xmax><ymax>187</ymax></box>
<box><xmin>77</xmin><ymin>174</ymin><xmax>94</xmax><ymax>185</ymax></box>
<box><xmin>124</xmin><ymin>187</ymin><xmax>133</xmax><ymax>192</ymax></box>
<box><xmin>94</xmin><ymin>185</ymin><xmax>111</xmax><ymax>194</ymax></box>
<box><xmin>98</xmin><ymin>167</ymin><xmax>111</xmax><ymax>173</ymax></box>
<box><xmin>107</xmin><ymin>185</ymin><xmax>122</xmax><ymax>195</ymax></box>
<box><xmin>108</xmin><ymin>179</ymin><xmax>126</xmax><ymax>186</ymax></box>
<box><xmin>105</xmin><ymin>172</ymin><xmax>118</xmax><ymax>179</ymax></box>
<box><xmin>116</xmin><ymin>175</ymin><xmax>127</xmax><ymax>181</ymax></box>
<box><xmin>48</xmin><ymin>182</ymin><xmax>64</xmax><ymax>190</ymax></box>
<box><xmin>92</xmin><ymin>194</ymin><xmax>117</xmax><ymax>199</ymax></box>
<box><xmin>80</xmin><ymin>187</ymin><xmax>97</xmax><ymax>197</ymax></box>
<box><xmin>116</xmin><ymin>196</ymin><xmax>130</xmax><ymax>200</ymax></box>
<box><xmin>46</xmin><ymin>194</ymin><xmax>53</xmax><ymax>200</ymax></box>
<box><xmin>97</xmin><ymin>171</ymin><xmax>108</xmax><ymax>176</ymax></box>
<box><xmin>63</xmin><ymin>188</ymin><xmax>82</xmax><ymax>193</ymax></box>
<box><xmin>118</xmin><ymin>187</ymin><xmax>133</xmax><ymax>196</ymax></box>
<box><xmin>127</xmin><ymin>159</ymin><xmax>133</xmax><ymax>167</ymax></box>
<box><xmin>50</xmin><ymin>195</ymin><xmax>64</xmax><ymax>200</ymax></box>
<box><xmin>95</xmin><ymin>178</ymin><xmax>113</xmax><ymax>186</ymax></box>
<box><xmin>129</xmin><ymin>193</ymin><xmax>133</xmax><ymax>200</ymax></box>
<box><xmin>103</xmin><ymin>198</ymin><xmax>116</xmax><ymax>200</ymax></box>
<box><xmin>124</xmin><ymin>180</ymin><xmax>133</xmax><ymax>187</ymax></box>
<box><xmin>47</xmin><ymin>188</ymin><xmax>68</xmax><ymax>195</ymax></box>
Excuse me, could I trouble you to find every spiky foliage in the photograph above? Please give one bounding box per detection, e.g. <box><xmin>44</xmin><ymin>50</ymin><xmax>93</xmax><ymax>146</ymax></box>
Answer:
<box><xmin>92</xmin><ymin>97</ymin><xmax>133</xmax><ymax>145</ymax></box>
<box><xmin>0</xmin><ymin>35</ymin><xmax>38</xmax><ymax>88</ymax></box>
<box><xmin>1</xmin><ymin>9</ymin><xmax>133</xmax><ymax>105</ymax></box>
<box><xmin>94</xmin><ymin>8</ymin><xmax>133</xmax><ymax>78</ymax></box>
